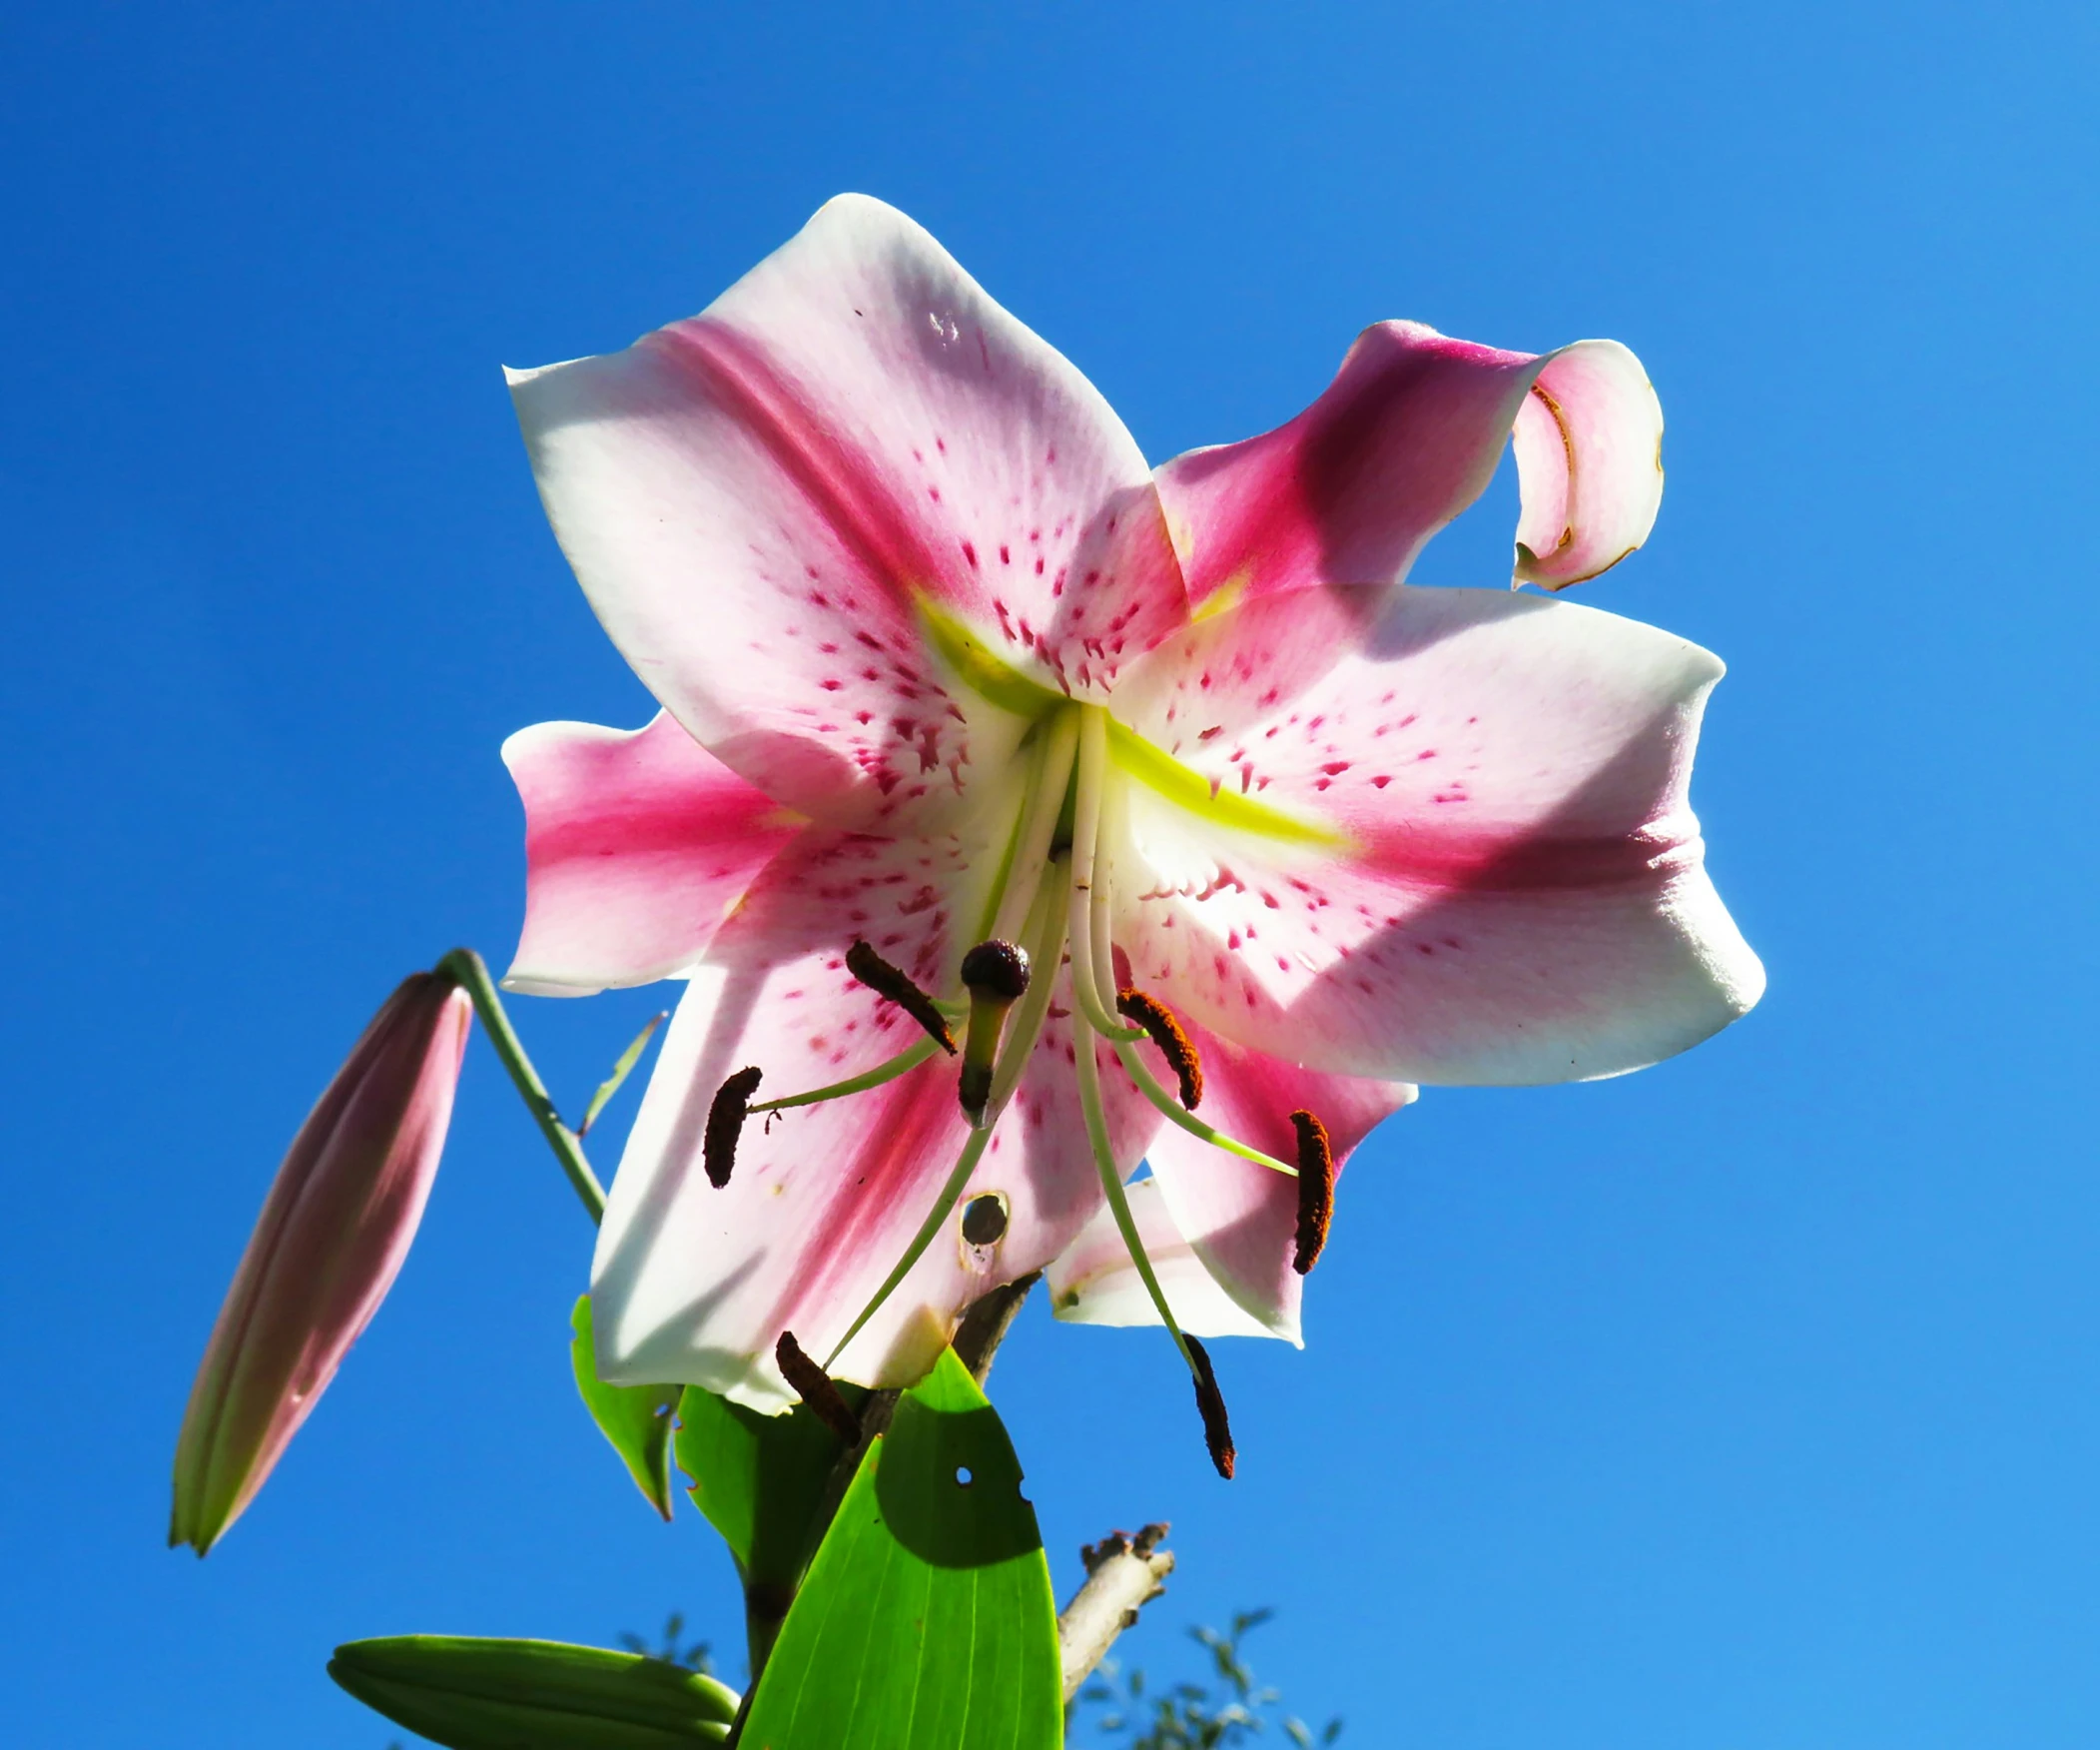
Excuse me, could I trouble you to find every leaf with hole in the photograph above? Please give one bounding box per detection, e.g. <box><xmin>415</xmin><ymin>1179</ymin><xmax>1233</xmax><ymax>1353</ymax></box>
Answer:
<box><xmin>737</xmin><ymin>1346</ymin><xmax>1060</xmax><ymax>1749</ymax></box>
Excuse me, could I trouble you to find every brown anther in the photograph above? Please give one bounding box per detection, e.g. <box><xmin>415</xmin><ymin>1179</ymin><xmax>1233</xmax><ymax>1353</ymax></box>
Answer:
<box><xmin>703</xmin><ymin>1066</ymin><xmax>763</xmax><ymax>1189</ymax></box>
<box><xmin>1184</xmin><ymin>1334</ymin><xmax>1235</xmax><ymax>1479</ymax></box>
<box><xmin>1289</xmin><ymin>1108</ymin><xmax>1335</xmax><ymax>1275</ymax></box>
<box><xmin>1117</xmin><ymin>987</ymin><xmax>1203</xmax><ymax>1110</ymax></box>
<box><xmin>846</xmin><ymin>940</ymin><xmax>956</xmax><ymax>1054</ymax></box>
<box><xmin>774</xmin><ymin>1329</ymin><xmax>862</xmax><ymax>1444</ymax></box>
<box><xmin>960</xmin><ymin>938</ymin><xmax>1032</xmax><ymax>1001</ymax></box>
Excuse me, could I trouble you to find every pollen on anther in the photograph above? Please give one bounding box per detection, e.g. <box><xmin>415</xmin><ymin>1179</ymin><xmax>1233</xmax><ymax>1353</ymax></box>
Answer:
<box><xmin>1289</xmin><ymin>1109</ymin><xmax>1335</xmax><ymax>1275</ymax></box>
<box><xmin>1186</xmin><ymin>1335</ymin><xmax>1235</xmax><ymax>1479</ymax></box>
<box><xmin>846</xmin><ymin>939</ymin><xmax>956</xmax><ymax>1054</ymax></box>
<box><xmin>1116</xmin><ymin>987</ymin><xmax>1202</xmax><ymax>1110</ymax></box>
<box><xmin>775</xmin><ymin>1330</ymin><xmax>862</xmax><ymax>1443</ymax></box>
<box><xmin>703</xmin><ymin>1066</ymin><xmax>763</xmax><ymax>1189</ymax></box>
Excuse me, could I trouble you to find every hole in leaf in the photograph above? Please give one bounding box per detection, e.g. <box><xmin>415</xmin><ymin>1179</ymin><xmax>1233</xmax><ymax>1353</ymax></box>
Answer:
<box><xmin>955</xmin><ymin>1465</ymin><xmax>974</xmax><ymax>1487</ymax></box>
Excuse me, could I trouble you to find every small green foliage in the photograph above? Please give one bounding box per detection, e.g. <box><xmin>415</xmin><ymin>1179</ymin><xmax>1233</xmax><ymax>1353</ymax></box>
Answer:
<box><xmin>330</xmin><ymin>1634</ymin><xmax>740</xmax><ymax>1748</ymax></box>
<box><xmin>738</xmin><ymin>1347</ymin><xmax>1062</xmax><ymax>1749</ymax></box>
<box><xmin>1074</xmin><ymin>1610</ymin><xmax>1341</xmax><ymax>1749</ymax></box>
<box><xmin>569</xmin><ymin>1295</ymin><xmax>682</xmax><ymax>1518</ymax></box>
<box><xmin>617</xmin><ymin>1611</ymin><xmax>713</xmax><ymax>1676</ymax></box>
<box><xmin>578</xmin><ymin>1011</ymin><xmax>667</xmax><ymax>1137</ymax></box>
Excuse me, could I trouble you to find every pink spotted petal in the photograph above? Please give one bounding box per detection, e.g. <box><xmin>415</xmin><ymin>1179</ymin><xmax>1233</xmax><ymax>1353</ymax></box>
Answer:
<box><xmin>1046</xmin><ymin>1178</ymin><xmax>1275</xmax><ymax>1339</ymax></box>
<box><xmin>500</xmin><ymin>713</ymin><xmax>806</xmax><ymax>997</ymax></box>
<box><xmin>1511</xmin><ymin>341</ymin><xmax>1665</xmax><ymax>590</ymax></box>
<box><xmin>1114</xmin><ymin>584</ymin><xmax>1763</xmax><ymax>1084</ymax></box>
<box><xmin>1137</xmin><ymin>1022</ymin><xmax>1415</xmax><ymax>1341</ymax></box>
<box><xmin>1153</xmin><ymin>322</ymin><xmax>1663</xmax><ymax>609</ymax></box>
<box><xmin>509</xmin><ymin>195</ymin><xmax>1187</xmax><ymax>829</ymax></box>
<box><xmin>590</xmin><ymin>828</ymin><xmax>1159</xmax><ymax>1407</ymax></box>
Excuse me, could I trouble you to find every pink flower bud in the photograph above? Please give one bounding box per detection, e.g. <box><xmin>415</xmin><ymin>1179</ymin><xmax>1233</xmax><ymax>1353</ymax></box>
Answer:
<box><xmin>170</xmin><ymin>970</ymin><xmax>473</xmax><ymax>1554</ymax></box>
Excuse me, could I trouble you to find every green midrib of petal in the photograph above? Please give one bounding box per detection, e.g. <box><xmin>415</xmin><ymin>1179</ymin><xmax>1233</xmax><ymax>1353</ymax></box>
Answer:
<box><xmin>916</xmin><ymin>593</ymin><xmax>1350</xmax><ymax>852</ymax></box>
<box><xmin>1105</xmin><ymin>718</ymin><xmax>1351</xmax><ymax>851</ymax></box>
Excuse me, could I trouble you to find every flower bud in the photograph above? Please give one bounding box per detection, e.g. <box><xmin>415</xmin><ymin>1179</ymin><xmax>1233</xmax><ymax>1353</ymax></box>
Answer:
<box><xmin>329</xmin><ymin>1635</ymin><xmax>740</xmax><ymax>1746</ymax></box>
<box><xmin>169</xmin><ymin>969</ymin><xmax>473</xmax><ymax>1554</ymax></box>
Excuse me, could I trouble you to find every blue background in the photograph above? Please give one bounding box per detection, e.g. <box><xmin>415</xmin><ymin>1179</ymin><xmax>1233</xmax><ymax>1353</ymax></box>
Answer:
<box><xmin>5</xmin><ymin>3</ymin><xmax>2095</xmax><ymax>1743</ymax></box>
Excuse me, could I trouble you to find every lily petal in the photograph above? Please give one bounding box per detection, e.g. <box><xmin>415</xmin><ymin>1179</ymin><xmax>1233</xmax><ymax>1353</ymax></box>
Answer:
<box><xmin>501</xmin><ymin>713</ymin><xmax>805</xmax><ymax>997</ymax></box>
<box><xmin>1153</xmin><ymin>323</ymin><xmax>1662</xmax><ymax>609</ymax></box>
<box><xmin>1137</xmin><ymin>1022</ymin><xmax>1415</xmax><ymax>1342</ymax></box>
<box><xmin>509</xmin><ymin>194</ymin><xmax>1186</xmax><ymax>829</ymax></box>
<box><xmin>1114</xmin><ymin>584</ymin><xmax>1764</xmax><ymax>1084</ymax></box>
<box><xmin>1046</xmin><ymin>1177</ymin><xmax>1275</xmax><ymax>1340</ymax></box>
<box><xmin>590</xmin><ymin>828</ymin><xmax>1160</xmax><ymax>1407</ymax></box>
<box><xmin>1511</xmin><ymin>341</ymin><xmax>1665</xmax><ymax>590</ymax></box>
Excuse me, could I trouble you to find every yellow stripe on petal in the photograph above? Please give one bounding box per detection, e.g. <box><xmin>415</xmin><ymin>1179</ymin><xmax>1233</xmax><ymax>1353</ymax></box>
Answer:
<box><xmin>1106</xmin><ymin>719</ymin><xmax>1351</xmax><ymax>851</ymax></box>
<box><xmin>914</xmin><ymin>594</ymin><xmax>1065</xmax><ymax>720</ymax></box>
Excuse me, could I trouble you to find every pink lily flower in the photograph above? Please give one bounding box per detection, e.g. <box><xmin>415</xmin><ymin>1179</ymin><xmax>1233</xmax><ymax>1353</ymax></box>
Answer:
<box><xmin>503</xmin><ymin>195</ymin><xmax>1761</xmax><ymax>1425</ymax></box>
<box><xmin>170</xmin><ymin>971</ymin><xmax>472</xmax><ymax>1553</ymax></box>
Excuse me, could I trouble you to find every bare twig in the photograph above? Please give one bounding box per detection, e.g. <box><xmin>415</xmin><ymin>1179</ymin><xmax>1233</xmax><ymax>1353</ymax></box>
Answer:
<box><xmin>1057</xmin><ymin>1523</ymin><xmax>1174</xmax><ymax>1701</ymax></box>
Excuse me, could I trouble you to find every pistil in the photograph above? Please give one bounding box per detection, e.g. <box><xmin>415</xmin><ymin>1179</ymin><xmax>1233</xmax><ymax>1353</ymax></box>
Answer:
<box><xmin>957</xmin><ymin>938</ymin><xmax>1032</xmax><ymax>1124</ymax></box>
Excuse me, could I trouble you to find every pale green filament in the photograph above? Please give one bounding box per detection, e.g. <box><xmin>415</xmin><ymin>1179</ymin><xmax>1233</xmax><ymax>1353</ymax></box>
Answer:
<box><xmin>821</xmin><ymin>876</ymin><xmax>1066</xmax><ymax>1370</ymax></box>
<box><xmin>823</xmin><ymin>1123</ymin><xmax>996</xmax><ymax>1371</ymax></box>
<box><xmin>983</xmin><ymin>868</ymin><xmax>1070</xmax><ymax>1120</ymax></box>
<box><xmin>1110</xmin><ymin>1038</ymin><xmax>1296</xmax><ymax>1177</ymax></box>
<box><xmin>989</xmin><ymin>704</ymin><xmax>1080</xmax><ymax>946</ymax></box>
<box><xmin>749</xmin><ymin>1036</ymin><xmax>943</xmax><ymax>1113</ymax></box>
<box><xmin>1075</xmin><ymin>994</ymin><xmax>1200</xmax><ymax>1380</ymax></box>
<box><xmin>1065</xmin><ymin>705</ymin><xmax>1142</xmax><ymax>1043</ymax></box>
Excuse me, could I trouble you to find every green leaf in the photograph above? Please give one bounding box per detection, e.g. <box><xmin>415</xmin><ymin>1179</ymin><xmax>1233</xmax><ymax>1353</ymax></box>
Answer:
<box><xmin>570</xmin><ymin>1295</ymin><xmax>681</xmax><ymax>1519</ymax></box>
<box><xmin>737</xmin><ymin>1347</ymin><xmax>1061</xmax><ymax>1750</ymax></box>
<box><xmin>579</xmin><ymin>1011</ymin><xmax>666</xmax><ymax>1136</ymax></box>
<box><xmin>330</xmin><ymin>1635</ymin><xmax>739</xmax><ymax>1748</ymax></box>
<box><xmin>673</xmin><ymin>1377</ymin><xmax>861</xmax><ymax>1668</ymax></box>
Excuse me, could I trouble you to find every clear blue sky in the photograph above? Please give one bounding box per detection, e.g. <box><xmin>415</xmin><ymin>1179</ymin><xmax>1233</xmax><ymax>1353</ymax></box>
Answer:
<box><xmin>5</xmin><ymin>3</ymin><xmax>2096</xmax><ymax>1744</ymax></box>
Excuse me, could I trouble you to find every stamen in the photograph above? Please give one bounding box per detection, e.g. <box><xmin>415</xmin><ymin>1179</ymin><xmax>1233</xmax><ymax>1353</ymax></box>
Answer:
<box><xmin>703</xmin><ymin>1066</ymin><xmax>763</xmax><ymax>1189</ymax></box>
<box><xmin>1116</xmin><ymin>987</ymin><xmax>1203</xmax><ymax>1110</ymax></box>
<box><xmin>1290</xmin><ymin>1109</ymin><xmax>1336</xmax><ymax>1275</ymax></box>
<box><xmin>774</xmin><ymin>1330</ymin><xmax>862</xmax><ymax>1443</ymax></box>
<box><xmin>1108</xmin><ymin>1038</ymin><xmax>1296</xmax><ymax>1177</ymax></box>
<box><xmin>958</xmin><ymin>939</ymin><xmax>1032</xmax><ymax>1122</ymax></box>
<box><xmin>825</xmin><ymin>874</ymin><xmax>1066</xmax><ymax>1369</ymax></box>
<box><xmin>989</xmin><ymin>705</ymin><xmax>1081</xmax><ymax>944</ymax></box>
<box><xmin>749</xmin><ymin>1036</ymin><xmax>942</xmax><ymax>1113</ymax></box>
<box><xmin>846</xmin><ymin>940</ymin><xmax>956</xmax><ymax>1055</ymax></box>
<box><xmin>984</xmin><ymin>864</ymin><xmax>1071</xmax><ymax>1118</ymax></box>
<box><xmin>1184</xmin><ymin>1335</ymin><xmax>1236</xmax><ymax>1479</ymax></box>
<box><xmin>1064</xmin><ymin>707</ymin><xmax>1143</xmax><ymax>1043</ymax></box>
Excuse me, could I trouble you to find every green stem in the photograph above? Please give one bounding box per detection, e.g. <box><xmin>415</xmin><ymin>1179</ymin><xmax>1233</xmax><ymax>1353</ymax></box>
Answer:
<box><xmin>438</xmin><ymin>948</ymin><xmax>607</xmax><ymax>1224</ymax></box>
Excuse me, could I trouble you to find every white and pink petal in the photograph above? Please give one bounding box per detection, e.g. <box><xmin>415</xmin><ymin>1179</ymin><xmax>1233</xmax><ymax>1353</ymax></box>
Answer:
<box><xmin>1047</xmin><ymin>1178</ymin><xmax>1276</xmax><ymax>1340</ymax></box>
<box><xmin>509</xmin><ymin>195</ymin><xmax>1187</xmax><ymax>831</ymax></box>
<box><xmin>1112</xmin><ymin>585</ymin><xmax>1763</xmax><ymax>1085</ymax></box>
<box><xmin>500</xmin><ymin>713</ymin><xmax>805</xmax><ymax>996</ymax></box>
<box><xmin>1152</xmin><ymin>321</ymin><xmax>1665</xmax><ymax>608</ymax></box>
